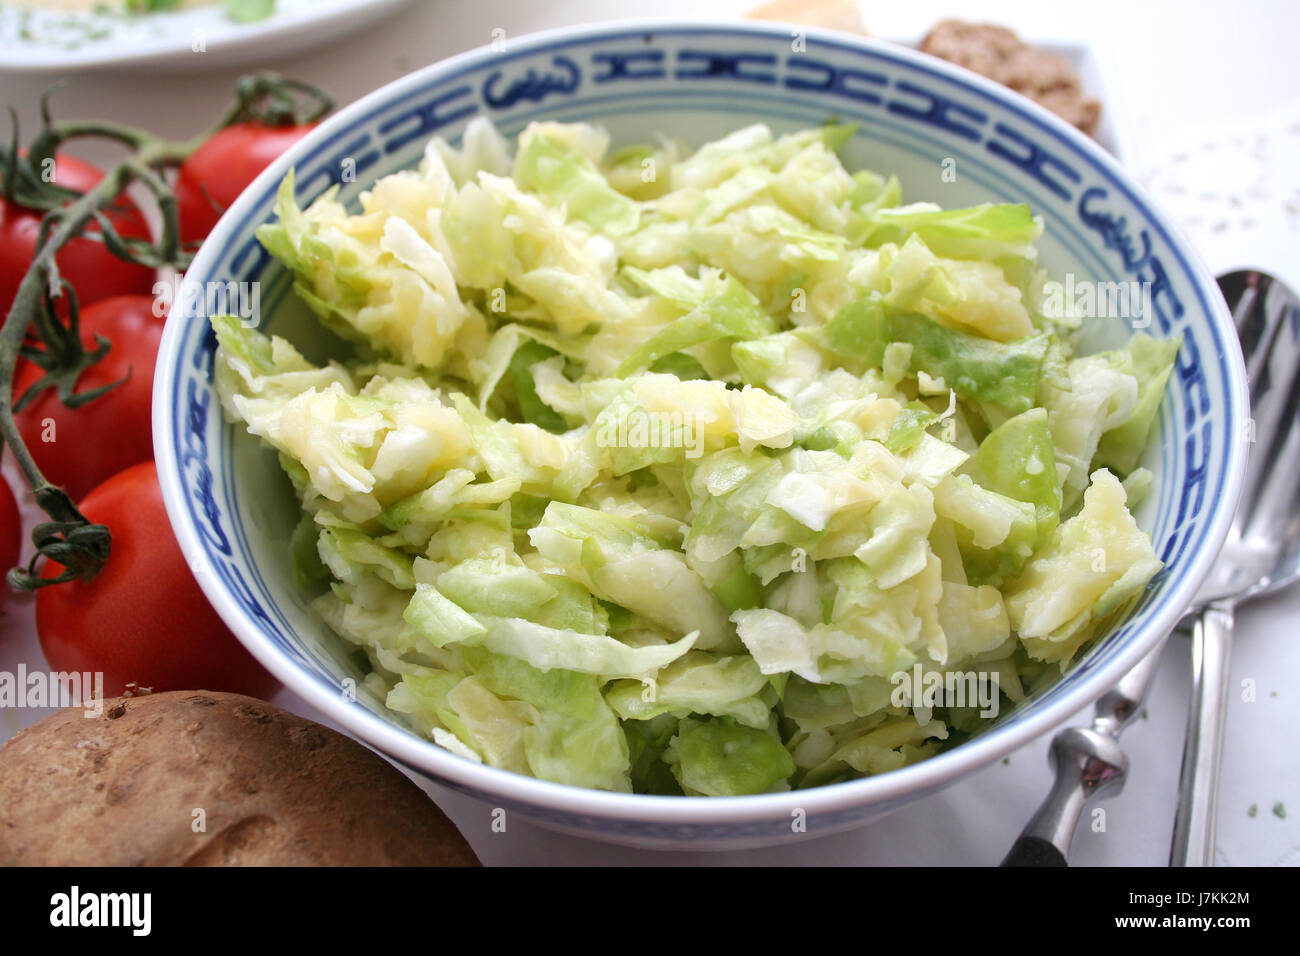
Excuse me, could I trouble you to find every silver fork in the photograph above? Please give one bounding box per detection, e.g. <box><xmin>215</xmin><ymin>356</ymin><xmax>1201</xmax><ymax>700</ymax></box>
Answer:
<box><xmin>1171</xmin><ymin>270</ymin><xmax>1300</xmax><ymax>866</ymax></box>
<box><xmin>1002</xmin><ymin>269</ymin><xmax>1300</xmax><ymax>867</ymax></box>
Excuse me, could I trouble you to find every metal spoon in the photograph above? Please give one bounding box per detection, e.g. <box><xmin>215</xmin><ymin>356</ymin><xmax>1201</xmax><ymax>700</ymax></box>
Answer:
<box><xmin>1171</xmin><ymin>269</ymin><xmax>1300</xmax><ymax>866</ymax></box>
<box><xmin>1002</xmin><ymin>269</ymin><xmax>1300</xmax><ymax>867</ymax></box>
<box><xmin>1000</xmin><ymin>648</ymin><xmax>1162</xmax><ymax>866</ymax></box>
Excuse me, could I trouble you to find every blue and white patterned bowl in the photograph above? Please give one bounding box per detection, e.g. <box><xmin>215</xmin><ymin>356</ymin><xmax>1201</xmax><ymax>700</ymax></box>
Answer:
<box><xmin>154</xmin><ymin>21</ymin><xmax>1247</xmax><ymax>850</ymax></box>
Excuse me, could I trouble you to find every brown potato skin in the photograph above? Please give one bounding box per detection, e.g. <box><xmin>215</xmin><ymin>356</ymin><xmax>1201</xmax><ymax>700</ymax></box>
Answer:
<box><xmin>920</xmin><ymin>20</ymin><xmax>1102</xmax><ymax>136</ymax></box>
<box><xmin>0</xmin><ymin>691</ymin><xmax>479</xmax><ymax>866</ymax></box>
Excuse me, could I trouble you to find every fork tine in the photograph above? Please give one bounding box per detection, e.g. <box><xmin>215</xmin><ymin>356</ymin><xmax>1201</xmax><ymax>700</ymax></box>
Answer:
<box><xmin>1230</xmin><ymin>274</ymin><xmax>1270</xmax><ymax>372</ymax></box>
<box><xmin>1228</xmin><ymin>272</ymin><xmax>1279</xmax><ymax>385</ymax></box>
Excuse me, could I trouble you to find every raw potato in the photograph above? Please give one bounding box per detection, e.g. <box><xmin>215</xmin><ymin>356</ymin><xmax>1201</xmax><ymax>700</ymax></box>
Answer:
<box><xmin>0</xmin><ymin>691</ymin><xmax>479</xmax><ymax>866</ymax></box>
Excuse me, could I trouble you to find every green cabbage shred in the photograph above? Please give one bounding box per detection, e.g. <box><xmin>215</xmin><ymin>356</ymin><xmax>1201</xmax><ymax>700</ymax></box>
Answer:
<box><xmin>212</xmin><ymin>119</ymin><xmax>1174</xmax><ymax>795</ymax></box>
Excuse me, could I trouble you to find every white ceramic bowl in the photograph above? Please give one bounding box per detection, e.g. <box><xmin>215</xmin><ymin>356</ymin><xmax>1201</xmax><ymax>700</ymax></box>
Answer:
<box><xmin>154</xmin><ymin>20</ymin><xmax>1247</xmax><ymax>850</ymax></box>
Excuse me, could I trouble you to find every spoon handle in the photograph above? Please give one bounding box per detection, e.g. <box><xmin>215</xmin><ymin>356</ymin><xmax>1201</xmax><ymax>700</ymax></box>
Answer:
<box><xmin>1001</xmin><ymin>640</ymin><xmax>1165</xmax><ymax>866</ymax></box>
<box><xmin>1170</xmin><ymin>601</ymin><xmax>1236</xmax><ymax>867</ymax></box>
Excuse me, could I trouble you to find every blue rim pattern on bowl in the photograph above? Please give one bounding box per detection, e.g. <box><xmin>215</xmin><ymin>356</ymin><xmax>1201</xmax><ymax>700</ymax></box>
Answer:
<box><xmin>155</xmin><ymin>22</ymin><xmax>1246</xmax><ymax>845</ymax></box>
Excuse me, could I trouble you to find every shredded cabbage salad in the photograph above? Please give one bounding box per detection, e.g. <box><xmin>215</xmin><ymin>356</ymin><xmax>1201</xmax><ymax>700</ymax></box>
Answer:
<box><xmin>212</xmin><ymin>118</ymin><xmax>1176</xmax><ymax>795</ymax></box>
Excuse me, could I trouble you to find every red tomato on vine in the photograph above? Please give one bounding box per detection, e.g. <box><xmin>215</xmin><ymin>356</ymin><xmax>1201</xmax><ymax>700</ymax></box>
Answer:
<box><xmin>0</xmin><ymin>476</ymin><xmax>19</xmax><ymax>613</ymax></box>
<box><xmin>37</xmin><ymin>462</ymin><xmax>278</xmax><ymax>698</ymax></box>
<box><xmin>176</xmin><ymin>122</ymin><xmax>317</xmax><ymax>244</ymax></box>
<box><xmin>13</xmin><ymin>295</ymin><xmax>164</xmax><ymax>502</ymax></box>
<box><xmin>0</xmin><ymin>153</ymin><xmax>155</xmax><ymax>315</ymax></box>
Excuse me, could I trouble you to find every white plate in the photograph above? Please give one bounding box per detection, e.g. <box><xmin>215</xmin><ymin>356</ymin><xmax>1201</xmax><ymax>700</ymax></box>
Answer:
<box><xmin>0</xmin><ymin>0</ymin><xmax>409</xmax><ymax>73</ymax></box>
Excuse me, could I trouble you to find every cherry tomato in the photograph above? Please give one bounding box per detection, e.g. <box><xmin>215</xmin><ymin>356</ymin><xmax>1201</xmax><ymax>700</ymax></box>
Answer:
<box><xmin>13</xmin><ymin>294</ymin><xmax>164</xmax><ymax>502</ymax></box>
<box><xmin>0</xmin><ymin>153</ymin><xmax>155</xmax><ymax>315</ymax></box>
<box><xmin>0</xmin><ymin>476</ymin><xmax>18</xmax><ymax>613</ymax></box>
<box><xmin>176</xmin><ymin>122</ymin><xmax>317</xmax><ymax>244</ymax></box>
<box><xmin>37</xmin><ymin>461</ymin><xmax>278</xmax><ymax>698</ymax></box>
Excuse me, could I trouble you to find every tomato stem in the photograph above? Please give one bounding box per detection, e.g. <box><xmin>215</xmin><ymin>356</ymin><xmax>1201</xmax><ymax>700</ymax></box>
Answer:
<box><xmin>1</xmin><ymin>73</ymin><xmax>332</xmax><ymax>588</ymax></box>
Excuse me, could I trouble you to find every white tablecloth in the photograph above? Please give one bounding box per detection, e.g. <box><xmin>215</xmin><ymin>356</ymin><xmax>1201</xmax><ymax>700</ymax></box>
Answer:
<box><xmin>1</xmin><ymin>0</ymin><xmax>1296</xmax><ymax>866</ymax></box>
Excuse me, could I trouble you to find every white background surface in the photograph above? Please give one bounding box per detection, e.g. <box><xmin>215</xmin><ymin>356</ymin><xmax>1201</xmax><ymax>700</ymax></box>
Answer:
<box><xmin>1</xmin><ymin>0</ymin><xmax>1298</xmax><ymax>866</ymax></box>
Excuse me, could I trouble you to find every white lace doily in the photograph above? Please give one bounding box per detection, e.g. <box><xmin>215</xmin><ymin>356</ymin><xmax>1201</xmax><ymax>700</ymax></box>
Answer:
<box><xmin>1138</xmin><ymin>101</ymin><xmax>1300</xmax><ymax>289</ymax></box>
